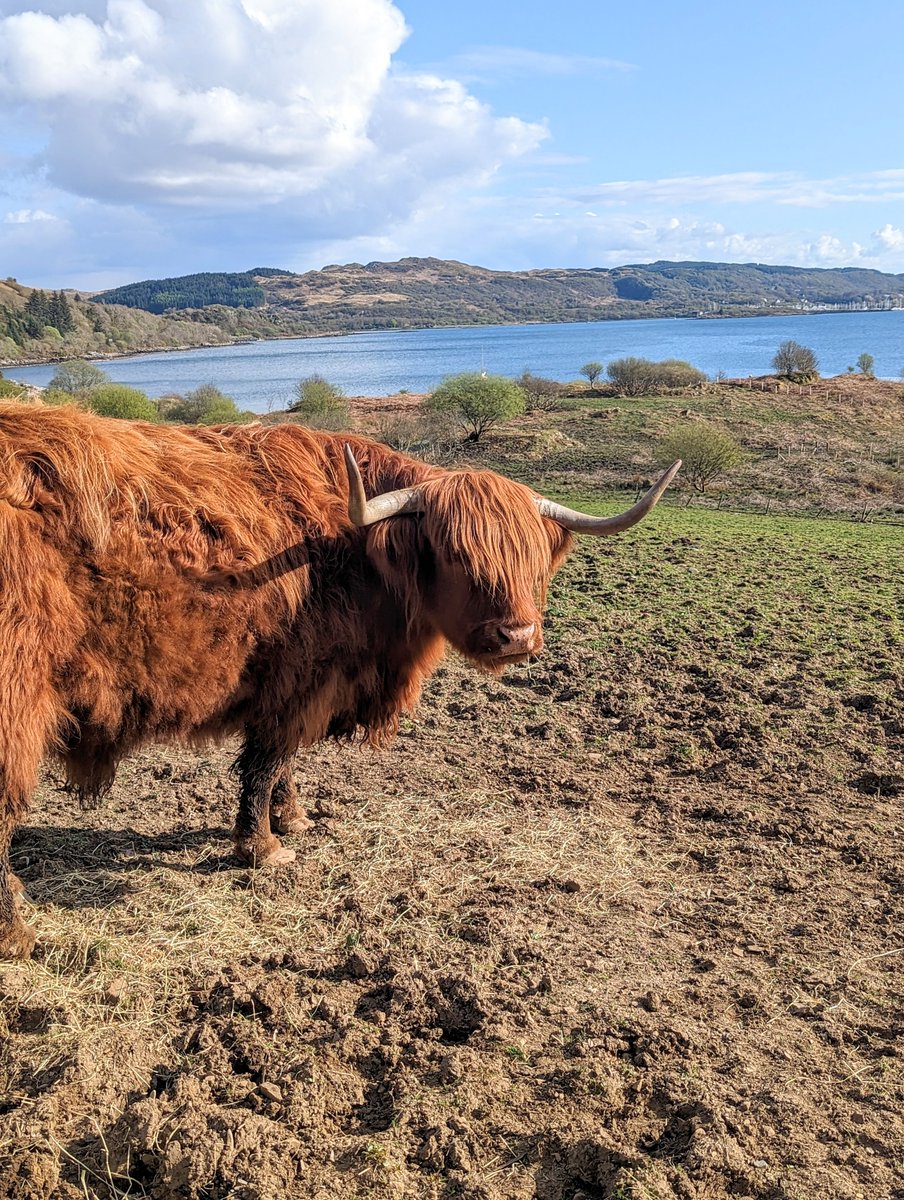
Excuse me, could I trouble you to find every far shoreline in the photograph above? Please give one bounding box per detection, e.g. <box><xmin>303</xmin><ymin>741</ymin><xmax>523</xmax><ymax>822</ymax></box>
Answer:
<box><xmin>4</xmin><ymin>304</ymin><xmax>902</xmax><ymax>372</ymax></box>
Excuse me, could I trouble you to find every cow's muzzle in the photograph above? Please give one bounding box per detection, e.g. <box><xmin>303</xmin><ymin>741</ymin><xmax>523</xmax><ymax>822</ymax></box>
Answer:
<box><xmin>481</xmin><ymin>622</ymin><xmax>543</xmax><ymax>660</ymax></box>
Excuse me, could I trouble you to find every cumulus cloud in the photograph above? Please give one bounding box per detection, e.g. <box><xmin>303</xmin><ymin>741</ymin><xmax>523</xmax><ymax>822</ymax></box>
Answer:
<box><xmin>0</xmin><ymin>0</ymin><xmax>545</xmax><ymax>223</ymax></box>
<box><xmin>873</xmin><ymin>223</ymin><xmax>904</xmax><ymax>251</ymax></box>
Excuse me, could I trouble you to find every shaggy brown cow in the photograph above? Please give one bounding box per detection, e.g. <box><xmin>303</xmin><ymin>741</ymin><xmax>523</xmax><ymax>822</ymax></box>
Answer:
<box><xmin>0</xmin><ymin>402</ymin><xmax>679</xmax><ymax>958</ymax></box>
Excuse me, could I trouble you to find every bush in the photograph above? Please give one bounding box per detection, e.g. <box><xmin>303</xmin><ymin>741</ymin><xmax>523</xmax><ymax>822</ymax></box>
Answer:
<box><xmin>161</xmin><ymin>383</ymin><xmax>252</xmax><ymax>425</ymax></box>
<box><xmin>607</xmin><ymin>357</ymin><xmax>655</xmax><ymax>396</ymax></box>
<box><xmin>427</xmin><ymin>372</ymin><xmax>526</xmax><ymax>441</ymax></box>
<box><xmin>772</xmin><ymin>341</ymin><xmax>819</xmax><ymax>382</ymax></box>
<box><xmin>289</xmin><ymin>375</ymin><xmax>349</xmax><ymax>429</ymax></box>
<box><xmin>516</xmin><ymin>371</ymin><xmax>565</xmax><ymax>412</ymax></box>
<box><xmin>656</xmin><ymin>422</ymin><xmax>742</xmax><ymax>494</ymax></box>
<box><xmin>376</xmin><ymin>409</ymin><xmax>459</xmax><ymax>464</ymax></box>
<box><xmin>857</xmin><ymin>352</ymin><xmax>875</xmax><ymax>378</ymax></box>
<box><xmin>85</xmin><ymin>384</ymin><xmax>159</xmax><ymax>422</ymax></box>
<box><xmin>49</xmin><ymin>360</ymin><xmax>110</xmax><ymax>394</ymax></box>
<box><xmin>0</xmin><ymin>378</ymin><xmax>27</xmax><ymax>399</ymax></box>
<box><xmin>579</xmin><ymin>361</ymin><xmax>604</xmax><ymax>388</ymax></box>
<box><xmin>655</xmin><ymin>359</ymin><xmax>707</xmax><ymax>388</ymax></box>
<box><xmin>607</xmin><ymin>357</ymin><xmax>706</xmax><ymax>396</ymax></box>
<box><xmin>43</xmin><ymin>389</ymin><xmax>77</xmax><ymax>407</ymax></box>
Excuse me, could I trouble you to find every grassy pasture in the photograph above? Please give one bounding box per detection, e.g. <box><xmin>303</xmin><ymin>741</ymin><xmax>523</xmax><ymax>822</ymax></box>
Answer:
<box><xmin>1</xmin><ymin>489</ymin><xmax>901</xmax><ymax>1198</ymax></box>
<box><xmin>471</xmin><ymin>375</ymin><xmax>904</xmax><ymax>522</ymax></box>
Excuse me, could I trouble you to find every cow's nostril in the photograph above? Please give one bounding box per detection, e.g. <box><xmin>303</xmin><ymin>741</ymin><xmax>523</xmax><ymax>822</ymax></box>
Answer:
<box><xmin>497</xmin><ymin>623</ymin><xmax>536</xmax><ymax>649</ymax></box>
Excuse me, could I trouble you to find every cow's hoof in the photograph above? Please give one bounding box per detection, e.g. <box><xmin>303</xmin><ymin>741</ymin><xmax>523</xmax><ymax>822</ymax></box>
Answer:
<box><xmin>271</xmin><ymin>812</ymin><xmax>314</xmax><ymax>836</ymax></box>
<box><xmin>259</xmin><ymin>844</ymin><xmax>297</xmax><ymax>866</ymax></box>
<box><xmin>233</xmin><ymin>837</ymin><xmax>297</xmax><ymax>868</ymax></box>
<box><xmin>0</xmin><ymin>918</ymin><xmax>36</xmax><ymax>960</ymax></box>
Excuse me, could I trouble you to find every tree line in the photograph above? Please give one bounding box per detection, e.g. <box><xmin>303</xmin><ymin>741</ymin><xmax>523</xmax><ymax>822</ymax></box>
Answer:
<box><xmin>0</xmin><ymin>289</ymin><xmax>74</xmax><ymax>345</ymax></box>
<box><xmin>95</xmin><ymin>273</ymin><xmax>265</xmax><ymax>314</ymax></box>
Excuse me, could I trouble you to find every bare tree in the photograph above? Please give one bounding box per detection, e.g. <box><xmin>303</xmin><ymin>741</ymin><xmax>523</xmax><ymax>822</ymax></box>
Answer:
<box><xmin>516</xmin><ymin>371</ymin><xmax>565</xmax><ymax>412</ymax></box>
<box><xmin>579</xmin><ymin>361</ymin><xmax>603</xmax><ymax>388</ymax></box>
<box><xmin>772</xmin><ymin>341</ymin><xmax>819</xmax><ymax>381</ymax></box>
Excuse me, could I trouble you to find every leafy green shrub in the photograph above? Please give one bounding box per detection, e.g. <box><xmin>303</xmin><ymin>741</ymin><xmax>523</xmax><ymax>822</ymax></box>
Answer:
<box><xmin>85</xmin><ymin>384</ymin><xmax>159</xmax><ymax>422</ymax></box>
<box><xmin>49</xmin><ymin>360</ymin><xmax>110</xmax><ymax>394</ymax></box>
<box><xmin>657</xmin><ymin>422</ymin><xmax>742</xmax><ymax>493</ymax></box>
<box><xmin>289</xmin><ymin>375</ymin><xmax>349</xmax><ymax>429</ymax></box>
<box><xmin>161</xmin><ymin>383</ymin><xmax>252</xmax><ymax>425</ymax></box>
<box><xmin>857</xmin><ymin>352</ymin><xmax>875</xmax><ymax>379</ymax></box>
<box><xmin>427</xmin><ymin>372</ymin><xmax>526</xmax><ymax>441</ymax></box>
<box><xmin>655</xmin><ymin>359</ymin><xmax>707</xmax><ymax>388</ymax></box>
<box><xmin>0</xmin><ymin>378</ymin><xmax>27</xmax><ymax>399</ymax></box>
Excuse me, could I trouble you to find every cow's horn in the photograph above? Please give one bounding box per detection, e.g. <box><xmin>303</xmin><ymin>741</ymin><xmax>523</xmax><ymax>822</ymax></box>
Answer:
<box><xmin>344</xmin><ymin>445</ymin><xmax>425</xmax><ymax>526</ymax></box>
<box><xmin>536</xmin><ymin>460</ymin><xmax>681</xmax><ymax>535</ymax></box>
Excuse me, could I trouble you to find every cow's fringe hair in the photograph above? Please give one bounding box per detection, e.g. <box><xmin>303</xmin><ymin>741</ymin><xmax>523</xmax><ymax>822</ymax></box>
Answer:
<box><xmin>422</xmin><ymin>470</ymin><xmax>554</xmax><ymax>604</ymax></box>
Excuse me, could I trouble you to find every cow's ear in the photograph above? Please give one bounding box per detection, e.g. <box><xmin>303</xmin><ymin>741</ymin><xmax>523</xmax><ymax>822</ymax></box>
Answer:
<box><xmin>549</xmin><ymin>526</ymin><xmax>574</xmax><ymax>574</ymax></box>
<box><xmin>364</xmin><ymin>515</ymin><xmax>427</xmax><ymax>591</ymax></box>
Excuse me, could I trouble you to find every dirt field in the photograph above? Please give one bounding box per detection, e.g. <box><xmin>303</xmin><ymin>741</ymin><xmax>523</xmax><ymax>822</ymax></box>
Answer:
<box><xmin>0</xmin><ymin>497</ymin><xmax>901</xmax><ymax>1199</ymax></box>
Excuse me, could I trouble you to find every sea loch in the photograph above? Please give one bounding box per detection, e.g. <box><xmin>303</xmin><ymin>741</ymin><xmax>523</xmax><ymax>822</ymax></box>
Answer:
<box><xmin>9</xmin><ymin>309</ymin><xmax>903</xmax><ymax>412</ymax></box>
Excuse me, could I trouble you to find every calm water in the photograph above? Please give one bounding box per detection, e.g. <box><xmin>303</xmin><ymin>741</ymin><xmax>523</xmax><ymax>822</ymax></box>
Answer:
<box><xmin>9</xmin><ymin>310</ymin><xmax>904</xmax><ymax>412</ymax></box>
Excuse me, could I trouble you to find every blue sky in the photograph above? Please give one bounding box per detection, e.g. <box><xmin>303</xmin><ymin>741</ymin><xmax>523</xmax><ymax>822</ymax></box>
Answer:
<box><xmin>1</xmin><ymin>0</ymin><xmax>902</xmax><ymax>287</ymax></box>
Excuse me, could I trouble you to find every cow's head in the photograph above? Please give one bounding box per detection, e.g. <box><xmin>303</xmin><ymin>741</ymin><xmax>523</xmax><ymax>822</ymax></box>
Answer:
<box><xmin>345</xmin><ymin>446</ymin><xmax>680</xmax><ymax>674</ymax></box>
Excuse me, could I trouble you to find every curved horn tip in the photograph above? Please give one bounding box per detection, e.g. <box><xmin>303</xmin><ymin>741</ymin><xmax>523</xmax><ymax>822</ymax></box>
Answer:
<box><xmin>343</xmin><ymin>443</ymin><xmax>368</xmax><ymax>526</ymax></box>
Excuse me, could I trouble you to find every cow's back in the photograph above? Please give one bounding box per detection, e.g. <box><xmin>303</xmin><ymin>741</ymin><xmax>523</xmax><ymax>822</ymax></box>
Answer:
<box><xmin>0</xmin><ymin>405</ymin><xmax>345</xmax><ymax>751</ymax></box>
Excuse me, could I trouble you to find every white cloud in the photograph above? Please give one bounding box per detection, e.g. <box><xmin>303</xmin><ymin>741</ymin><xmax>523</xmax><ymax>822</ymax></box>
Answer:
<box><xmin>448</xmin><ymin>45</ymin><xmax>635</xmax><ymax>80</ymax></box>
<box><xmin>4</xmin><ymin>209</ymin><xmax>59</xmax><ymax>224</ymax></box>
<box><xmin>874</xmin><ymin>223</ymin><xmax>904</xmax><ymax>251</ymax></box>
<box><xmin>1</xmin><ymin>4</ymin><xmax>901</xmax><ymax>285</ymax></box>
<box><xmin>0</xmin><ymin>0</ymin><xmax>544</xmax><ymax>222</ymax></box>
<box><xmin>577</xmin><ymin>170</ymin><xmax>904</xmax><ymax>210</ymax></box>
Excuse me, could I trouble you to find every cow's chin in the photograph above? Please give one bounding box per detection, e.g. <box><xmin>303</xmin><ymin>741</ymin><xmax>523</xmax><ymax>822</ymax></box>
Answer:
<box><xmin>471</xmin><ymin>649</ymin><xmax>535</xmax><ymax>676</ymax></box>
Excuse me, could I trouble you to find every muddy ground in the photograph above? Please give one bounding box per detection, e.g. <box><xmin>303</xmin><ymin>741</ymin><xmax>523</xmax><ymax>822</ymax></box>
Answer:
<box><xmin>0</xmin><ymin>514</ymin><xmax>902</xmax><ymax>1200</ymax></box>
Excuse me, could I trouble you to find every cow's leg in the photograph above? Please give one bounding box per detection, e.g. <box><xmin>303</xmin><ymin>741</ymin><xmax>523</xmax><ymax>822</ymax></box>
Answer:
<box><xmin>0</xmin><ymin>803</ymin><xmax>35</xmax><ymax>961</ymax></box>
<box><xmin>269</xmin><ymin>763</ymin><xmax>313</xmax><ymax>836</ymax></box>
<box><xmin>62</xmin><ymin>735</ymin><xmax>120</xmax><ymax>811</ymax></box>
<box><xmin>0</xmin><ymin>737</ymin><xmax>49</xmax><ymax>960</ymax></box>
<box><xmin>232</xmin><ymin>730</ymin><xmax>296</xmax><ymax>867</ymax></box>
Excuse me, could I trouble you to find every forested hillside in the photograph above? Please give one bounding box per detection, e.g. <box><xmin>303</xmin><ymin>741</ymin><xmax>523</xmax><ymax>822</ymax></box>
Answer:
<box><xmin>0</xmin><ymin>279</ymin><xmax>232</xmax><ymax>366</ymax></box>
<box><xmin>96</xmin><ymin>272</ymin><xmax>265</xmax><ymax>313</ymax></box>
<box><xmin>96</xmin><ymin>258</ymin><xmax>904</xmax><ymax>337</ymax></box>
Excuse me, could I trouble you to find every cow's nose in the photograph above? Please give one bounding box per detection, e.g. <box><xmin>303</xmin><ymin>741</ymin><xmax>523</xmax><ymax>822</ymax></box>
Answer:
<box><xmin>496</xmin><ymin>622</ymin><xmax>538</xmax><ymax>655</ymax></box>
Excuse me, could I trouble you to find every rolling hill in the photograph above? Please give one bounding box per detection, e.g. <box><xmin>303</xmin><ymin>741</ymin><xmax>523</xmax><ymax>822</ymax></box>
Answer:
<box><xmin>96</xmin><ymin>257</ymin><xmax>904</xmax><ymax>337</ymax></box>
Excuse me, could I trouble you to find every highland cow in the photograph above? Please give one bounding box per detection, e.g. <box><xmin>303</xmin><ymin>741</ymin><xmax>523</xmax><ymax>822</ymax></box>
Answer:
<box><xmin>0</xmin><ymin>402</ymin><xmax>679</xmax><ymax>957</ymax></box>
